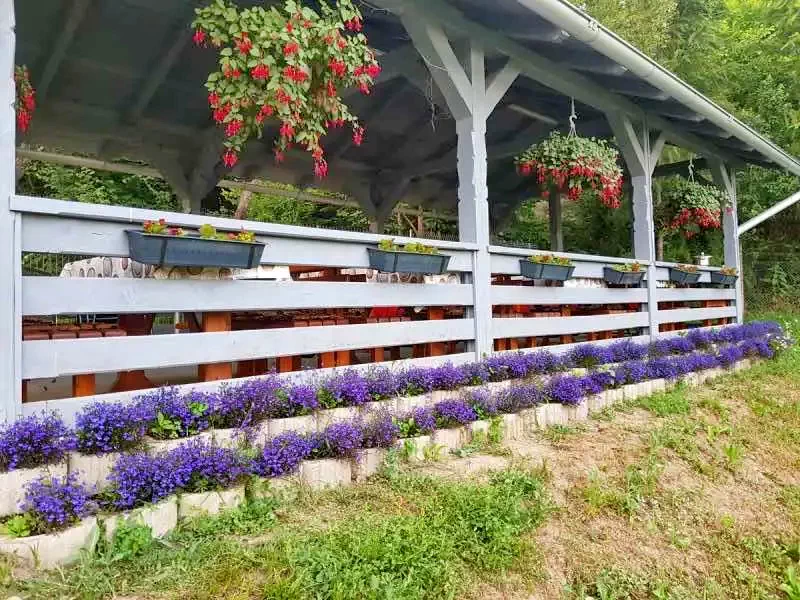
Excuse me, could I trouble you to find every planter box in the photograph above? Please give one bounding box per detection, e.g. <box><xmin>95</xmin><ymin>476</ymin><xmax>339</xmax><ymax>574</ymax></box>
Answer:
<box><xmin>0</xmin><ymin>463</ymin><xmax>68</xmax><ymax>518</ymax></box>
<box><xmin>649</xmin><ymin>379</ymin><xmax>667</xmax><ymax>394</ymax></box>
<box><xmin>299</xmin><ymin>458</ymin><xmax>352</xmax><ymax>490</ymax></box>
<box><xmin>501</xmin><ymin>413</ymin><xmax>524</xmax><ymax>441</ymax></box>
<box><xmin>146</xmin><ymin>431</ymin><xmax>213</xmax><ymax>454</ymax></box>
<box><xmin>68</xmin><ymin>451</ymin><xmax>121</xmax><ymax>491</ymax></box>
<box><xmin>352</xmin><ymin>448</ymin><xmax>387</xmax><ymax>483</ymax></box>
<box><xmin>177</xmin><ymin>485</ymin><xmax>246</xmax><ymax>519</ymax></box>
<box><xmin>367</xmin><ymin>248</ymin><xmax>450</xmax><ymax>275</ymax></box>
<box><xmin>394</xmin><ymin>435</ymin><xmax>431</xmax><ymax>461</ymax></box>
<box><xmin>212</xmin><ymin>428</ymin><xmax>247</xmax><ymax>449</ymax></box>
<box><xmin>316</xmin><ymin>406</ymin><xmax>360</xmax><ymax>430</ymax></box>
<box><xmin>0</xmin><ymin>516</ymin><xmax>98</xmax><ymax>569</ymax></box>
<box><xmin>395</xmin><ymin>394</ymin><xmax>432</xmax><ymax>415</ymax></box>
<box><xmin>432</xmin><ymin>427</ymin><xmax>465</xmax><ymax>452</ymax></box>
<box><xmin>519</xmin><ymin>260</ymin><xmax>575</xmax><ymax>282</ymax></box>
<box><xmin>518</xmin><ymin>408</ymin><xmax>540</xmax><ymax>434</ymax></box>
<box><xmin>360</xmin><ymin>399</ymin><xmax>397</xmax><ymax>416</ymax></box>
<box><xmin>103</xmin><ymin>496</ymin><xmax>178</xmax><ymax>542</ymax></box>
<box><xmin>603</xmin><ymin>267</ymin><xmax>645</xmax><ymax>286</ymax></box>
<box><xmin>668</xmin><ymin>268</ymin><xmax>701</xmax><ymax>285</ymax></box>
<box><xmin>621</xmin><ymin>383</ymin><xmax>641</xmax><ymax>401</ymax></box>
<box><xmin>564</xmin><ymin>403</ymin><xmax>589</xmax><ymax>422</ymax></box>
<box><xmin>711</xmin><ymin>271</ymin><xmax>738</xmax><ymax>286</ymax></box>
<box><xmin>126</xmin><ymin>230</ymin><xmax>265</xmax><ymax>269</ymax></box>
<box><xmin>267</xmin><ymin>415</ymin><xmax>316</xmax><ymax>439</ymax></box>
<box><xmin>586</xmin><ymin>392</ymin><xmax>607</xmax><ymax>413</ymax></box>
<box><xmin>535</xmin><ymin>403</ymin><xmax>568</xmax><ymax>428</ymax></box>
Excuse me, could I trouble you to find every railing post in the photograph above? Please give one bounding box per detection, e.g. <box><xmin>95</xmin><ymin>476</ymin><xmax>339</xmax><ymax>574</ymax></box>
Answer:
<box><xmin>0</xmin><ymin>0</ymin><xmax>19</xmax><ymax>422</ymax></box>
<box><xmin>402</xmin><ymin>16</ymin><xmax>519</xmax><ymax>359</ymax></box>
<box><xmin>607</xmin><ymin>115</ymin><xmax>665</xmax><ymax>340</ymax></box>
<box><xmin>710</xmin><ymin>160</ymin><xmax>743</xmax><ymax>323</ymax></box>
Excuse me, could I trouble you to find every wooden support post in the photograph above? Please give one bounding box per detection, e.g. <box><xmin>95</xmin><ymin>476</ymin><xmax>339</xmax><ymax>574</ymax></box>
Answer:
<box><xmin>200</xmin><ymin>312</ymin><xmax>232</xmax><ymax>381</ymax></box>
<box><xmin>428</xmin><ymin>308</ymin><xmax>446</xmax><ymax>356</ymax></box>
<box><xmin>711</xmin><ymin>159</ymin><xmax>743</xmax><ymax>323</ymax></box>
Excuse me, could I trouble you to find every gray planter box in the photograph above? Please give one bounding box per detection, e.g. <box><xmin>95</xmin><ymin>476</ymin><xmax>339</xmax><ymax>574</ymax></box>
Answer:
<box><xmin>519</xmin><ymin>260</ymin><xmax>575</xmax><ymax>282</ymax></box>
<box><xmin>711</xmin><ymin>271</ymin><xmax>738</xmax><ymax>286</ymax></box>
<box><xmin>367</xmin><ymin>248</ymin><xmax>450</xmax><ymax>274</ymax></box>
<box><xmin>668</xmin><ymin>268</ymin><xmax>701</xmax><ymax>285</ymax></box>
<box><xmin>126</xmin><ymin>230</ymin><xmax>265</xmax><ymax>268</ymax></box>
<box><xmin>603</xmin><ymin>266</ymin><xmax>645</xmax><ymax>286</ymax></box>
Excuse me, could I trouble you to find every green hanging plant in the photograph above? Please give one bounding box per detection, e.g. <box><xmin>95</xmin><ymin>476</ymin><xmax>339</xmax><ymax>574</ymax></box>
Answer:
<box><xmin>656</xmin><ymin>176</ymin><xmax>724</xmax><ymax>240</ymax></box>
<box><xmin>514</xmin><ymin>131</ymin><xmax>624</xmax><ymax>208</ymax></box>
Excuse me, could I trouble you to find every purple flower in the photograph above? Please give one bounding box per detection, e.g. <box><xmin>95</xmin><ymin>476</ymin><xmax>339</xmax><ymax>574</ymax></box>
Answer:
<box><xmin>495</xmin><ymin>383</ymin><xmax>544</xmax><ymax>413</ymax></box>
<box><xmin>231</xmin><ymin>376</ymin><xmax>283</xmax><ymax>421</ymax></box>
<box><xmin>465</xmin><ymin>389</ymin><xmax>500</xmax><ymax>418</ymax></box>
<box><xmin>362</xmin><ymin>411</ymin><xmax>399</xmax><ymax>448</ymax></box>
<box><xmin>397</xmin><ymin>368</ymin><xmax>437</xmax><ymax>396</ymax></box>
<box><xmin>608</xmin><ymin>339</ymin><xmax>648</xmax><ymax>362</ymax></box>
<box><xmin>687</xmin><ymin>328</ymin><xmax>715</xmax><ymax>349</ymax></box>
<box><xmin>462</xmin><ymin>362</ymin><xmax>490</xmax><ymax>386</ymax></box>
<box><xmin>717</xmin><ymin>344</ymin><xmax>744</xmax><ymax>367</ymax></box>
<box><xmin>317</xmin><ymin>371</ymin><xmax>370</xmax><ymax>408</ymax></box>
<box><xmin>395</xmin><ymin>407</ymin><xmax>436</xmax><ymax>437</ymax></box>
<box><xmin>546</xmin><ymin>376</ymin><xmax>585</xmax><ymax>406</ymax></box>
<box><xmin>363</xmin><ymin>367</ymin><xmax>402</xmax><ymax>401</ymax></box>
<box><xmin>165</xmin><ymin>439</ymin><xmax>248</xmax><ymax>493</ymax></box>
<box><xmin>105</xmin><ymin>452</ymin><xmax>172</xmax><ymax>510</ymax></box>
<box><xmin>309</xmin><ymin>421</ymin><xmax>364</xmax><ymax>458</ymax></box>
<box><xmin>527</xmin><ymin>350</ymin><xmax>562</xmax><ymax>374</ymax></box>
<box><xmin>75</xmin><ymin>401</ymin><xmax>148</xmax><ymax>454</ymax></box>
<box><xmin>433</xmin><ymin>399</ymin><xmax>477</xmax><ymax>427</ymax></box>
<box><xmin>429</xmin><ymin>364</ymin><xmax>468</xmax><ymax>390</ymax></box>
<box><xmin>20</xmin><ymin>473</ymin><xmax>96</xmax><ymax>533</ymax></box>
<box><xmin>568</xmin><ymin>344</ymin><xmax>613</xmax><ymax>369</ymax></box>
<box><xmin>253</xmin><ymin>432</ymin><xmax>313</xmax><ymax>477</ymax></box>
<box><xmin>646</xmin><ymin>357</ymin><xmax>679</xmax><ymax>380</ymax></box>
<box><xmin>136</xmin><ymin>387</ymin><xmax>210</xmax><ymax>440</ymax></box>
<box><xmin>0</xmin><ymin>412</ymin><xmax>75</xmax><ymax>472</ymax></box>
<box><xmin>581</xmin><ymin>371</ymin><xmax>615</xmax><ymax>395</ymax></box>
<box><xmin>614</xmin><ymin>361</ymin><xmax>648</xmax><ymax>385</ymax></box>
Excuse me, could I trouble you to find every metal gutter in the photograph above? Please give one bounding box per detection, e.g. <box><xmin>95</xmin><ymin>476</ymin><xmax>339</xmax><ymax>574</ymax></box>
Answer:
<box><xmin>739</xmin><ymin>189</ymin><xmax>800</xmax><ymax>235</ymax></box>
<box><xmin>513</xmin><ymin>0</ymin><xmax>800</xmax><ymax>177</ymax></box>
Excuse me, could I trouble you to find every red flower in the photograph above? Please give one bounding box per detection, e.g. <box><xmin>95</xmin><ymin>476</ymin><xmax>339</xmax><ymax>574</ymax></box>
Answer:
<box><xmin>345</xmin><ymin>17</ymin><xmax>362</xmax><ymax>32</ymax></box>
<box><xmin>223</xmin><ymin>66</ymin><xmax>242</xmax><ymax>79</ymax></box>
<box><xmin>208</xmin><ymin>92</ymin><xmax>220</xmax><ymax>107</ymax></box>
<box><xmin>276</xmin><ymin>89</ymin><xmax>292</xmax><ymax>105</ymax></box>
<box><xmin>337</xmin><ymin>38</ymin><xmax>347</xmax><ymax>50</ymax></box>
<box><xmin>212</xmin><ymin>103</ymin><xmax>232</xmax><ymax>123</ymax></box>
<box><xmin>235</xmin><ymin>33</ymin><xmax>252</xmax><ymax>55</ymax></box>
<box><xmin>283</xmin><ymin>42</ymin><xmax>299</xmax><ymax>56</ymax></box>
<box><xmin>222</xmin><ymin>150</ymin><xmax>238</xmax><ymax>168</ymax></box>
<box><xmin>250</xmin><ymin>64</ymin><xmax>270</xmax><ymax>80</ymax></box>
<box><xmin>366</xmin><ymin>63</ymin><xmax>381</xmax><ymax>79</ymax></box>
<box><xmin>286</xmin><ymin>21</ymin><xmax>293</xmax><ymax>33</ymax></box>
<box><xmin>192</xmin><ymin>29</ymin><xmax>206</xmax><ymax>46</ymax></box>
<box><xmin>518</xmin><ymin>163</ymin><xmax>532</xmax><ymax>176</ymax></box>
<box><xmin>329</xmin><ymin>59</ymin><xmax>347</xmax><ymax>78</ymax></box>
<box><xmin>23</xmin><ymin>92</ymin><xmax>35</xmax><ymax>112</ymax></box>
<box><xmin>279</xmin><ymin>121</ymin><xmax>295</xmax><ymax>138</ymax></box>
<box><xmin>312</xmin><ymin>146</ymin><xmax>324</xmax><ymax>160</ymax></box>
<box><xmin>352</xmin><ymin>126</ymin><xmax>364</xmax><ymax>146</ymax></box>
<box><xmin>259</xmin><ymin>104</ymin><xmax>274</xmax><ymax>117</ymax></box>
<box><xmin>541</xmin><ymin>190</ymin><xmax>550</xmax><ymax>199</ymax></box>
<box><xmin>274</xmin><ymin>149</ymin><xmax>285</xmax><ymax>163</ymax></box>
<box><xmin>326</xmin><ymin>81</ymin><xmax>337</xmax><ymax>97</ymax></box>
<box><xmin>314</xmin><ymin>158</ymin><xmax>329</xmax><ymax>179</ymax></box>
<box><xmin>16</xmin><ymin>108</ymin><xmax>31</xmax><ymax>132</ymax></box>
<box><xmin>359</xmin><ymin>82</ymin><xmax>371</xmax><ymax>95</ymax></box>
<box><xmin>225</xmin><ymin>119</ymin><xmax>243</xmax><ymax>137</ymax></box>
<box><xmin>283</xmin><ymin>65</ymin><xmax>308</xmax><ymax>83</ymax></box>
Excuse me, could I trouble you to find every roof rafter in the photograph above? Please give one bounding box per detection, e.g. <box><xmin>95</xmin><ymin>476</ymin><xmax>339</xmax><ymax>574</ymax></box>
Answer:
<box><xmin>36</xmin><ymin>0</ymin><xmax>93</xmax><ymax>101</ymax></box>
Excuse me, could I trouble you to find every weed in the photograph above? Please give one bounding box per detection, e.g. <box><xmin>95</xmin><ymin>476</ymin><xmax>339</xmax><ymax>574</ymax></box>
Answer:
<box><xmin>423</xmin><ymin>443</ymin><xmax>444</xmax><ymax>461</ymax></box>
<box><xmin>638</xmin><ymin>388</ymin><xmax>691</xmax><ymax>417</ymax></box>
<box><xmin>782</xmin><ymin>566</ymin><xmax>800</xmax><ymax>600</ymax></box>
<box><xmin>722</xmin><ymin>442</ymin><xmax>745</xmax><ymax>470</ymax></box>
<box><xmin>542</xmin><ymin>423</ymin><xmax>583</xmax><ymax>444</ymax></box>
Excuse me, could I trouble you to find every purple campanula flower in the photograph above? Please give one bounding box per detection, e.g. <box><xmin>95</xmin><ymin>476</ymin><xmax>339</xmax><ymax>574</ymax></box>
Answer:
<box><xmin>433</xmin><ymin>399</ymin><xmax>477</xmax><ymax>427</ymax></box>
<box><xmin>545</xmin><ymin>376</ymin><xmax>585</xmax><ymax>406</ymax></box>
<box><xmin>394</xmin><ymin>407</ymin><xmax>436</xmax><ymax>438</ymax></box>
<box><xmin>362</xmin><ymin>411</ymin><xmax>399</xmax><ymax>448</ymax></box>
<box><xmin>20</xmin><ymin>472</ymin><xmax>96</xmax><ymax>533</ymax></box>
<box><xmin>165</xmin><ymin>439</ymin><xmax>248</xmax><ymax>493</ymax></box>
<box><xmin>0</xmin><ymin>412</ymin><xmax>75</xmax><ymax>472</ymax></box>
<box><xmin>75</xmin><ymin>401</ymin><xmax>148</xmax><ymax>454</ymax></box>
<box><xmin>607</xmin><ymin>339</ymin><xmax>648</xmax><ymax>362</ymax></box>
<box><xmin>253</xmin><ymin>431</ymin><xmax>313</xmax><ymax>477</ymax></box>
<box><xmin>363</xmin><ymin>367</ymin><xmax>402</xmax><ymax>401</ymax></box>
<box><xmin>308</xmin><ymin>421</ymin><xmax>364</xmax><ymax>458</ymax></box>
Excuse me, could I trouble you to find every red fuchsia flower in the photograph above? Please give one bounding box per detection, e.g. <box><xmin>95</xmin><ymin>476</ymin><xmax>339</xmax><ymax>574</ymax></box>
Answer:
<box><xmin>286</xmin><ymin>21</ymin><xmax>293</xmax><ymax>33</ymax></box>
<box><xmin>312</xmin><ymin>146</ymin><xmax>324</xmax><ymax>161</ymax></box>
<box><xmin>250</xmin><ymin>64</ymin><xmax>270</xmax><ymax>80</ymax></box>
<box><xmin>222</xmin><ymin>150</ymin><xmax>238</xmax><ymax>168</ymax></box>
<box><xmin>359</xmin><ymin>82</ymin><xmax>371</xmax><ymax>95</ymax></box>
<box><xmin>337</xmin><ymin>38</ymin><xmax>347</xmax><ymax>50</ymax></box>
<box><xmin>314</xmin><ymin>158</ymin><xmax>329</xmax><ymax>178</ymax></box>
<box><xmin>326</xmin><ymin>81</ymin><xmax>337</xmax><ymax>97</ymax></box>
<box><xmin>274</xmin><ymin>149</ymin><xmax>285</xmax><ymax>163</ymax></box>
<box><xmin>279</xmin><ymin>122</ymin><xmax>295</xmax><ymax>138</ymax></box>
<box><xmin>283</xmin><ymin>65</ymin><xmax>308</xmax><ymax>83</ymax></box>
<box><xmin>541</xmin><ymin>190</ymin><xmax>550</xmax><ymax>199</ymax></box>
<box><xmin>192</xmin><ymin>29</ymin><xmax>206</xmax><ymax>46</ymax></box>
<box><xmin>518</xmin><ymin>162</ymin><xmax>532</xmax><ymax>176</ymax></box>
<box><xmin>276</xmin><ymin>89</ymin><xmax>292</xmax><ymax>105</ymax></box>
<box><xmin>235</xmin><ymin>33</ymin><xmax>252</xmax><ymax>55</ymax></box>
<box><xmin>16</xmin><ymin>109</ymin><xmax>31</xmax><ymax>132</ymax></box>
<box><xmin>225</xmin><ymin>119</ymin><xmax>243</xmax><ymax>137</ymax></box>
<box><xmin>352</xmin><ymin>126</ymin><xmax>364</xmax><ymax>146</ymax></box>
<box><xmin>212</xmin><ymin>103</ymin><xmax>232</xmax><ymax>123</ymax></box>
<box><xmin>23</xmin><ymin>92</ymin><xmax>35</xmax><ymax>112</ymax></box>
<box><xmin>259</xmin><ymin>104</ymin><xmax>274</xmax><ymax>118</ymax></box>
<box><xmin>208</xmin><ymin>92</ymin><xmax>220</xmax><ymax>107</ymax></box>
<box><xmin>283</xmin><ymin>42</ymin><xmax>299</xmax><ymax>57</ymax></box>
<box><xmin>223</xmin><ymin>66</ymin><xmax>242</xmax><ymax>79</ymax></box>
<box><xmin>366</xmin><ymin>63</ymin><xmax>381</xmax><ymax>78</ymax></box>
<box><xmin>329</xmin><ymin>59</ymin><xmax>347</xmax><ymax>78</ymax></box>
<box><xmin>345</xmin><ymin>17</ymin><xmax>362</xmax><ymax>31</ymax></box>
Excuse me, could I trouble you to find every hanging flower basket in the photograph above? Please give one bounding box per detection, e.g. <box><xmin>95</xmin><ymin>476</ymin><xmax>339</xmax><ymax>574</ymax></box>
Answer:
<box><xmin>669</xmin><ymin>264</ymin><xmax>701</xmax><ymax>285</ymax></box>
<box><xmin>192</xmin><ymin>0</ymin><xmax>380</xmax><ymax>178</ymax></box>
<box><xmin>519</xmin><ymin>254</ymin><xmax>575</xmax><ymax>282</ymax></box>
<box><xmin>514</xmin><ymin>131</ymin><xmax>624</xmax><ymax>208</ymax></box>
<box><xmin>367</xmin><ymin>240</ymin><xmax>450</xmax><ymax>274</ymax></box>
<box><xmin>711</xmin><ymin>266</ymin><xmax>738</xmax><ymax>286</ymax></box>
<box><xmin>603</xmin><ymin>263</ymin><xmax>645</xmax><ymax>286</ymax></box>
<box><xmin>126</xmin><ymin>221</ymin><xmax>265</xmax><ymax>268</ymax></box>
<box><xmin>657</xmin><ymin>176</ymin><xmax>724</xmax><ymax>240</ymax></box>
<box><xmin>15</xmin><ymin>65</ymin><xmax>35</xmax><ymax>133</ymax></box>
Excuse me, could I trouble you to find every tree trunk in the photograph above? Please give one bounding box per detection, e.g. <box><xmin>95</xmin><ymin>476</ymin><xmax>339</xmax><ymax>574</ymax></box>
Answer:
<box><xmin>233</xmin><ymin>189</ymin><xmax>253</xmax><ymax>220</ymax></box>
<box><xmin>656</xmin><ymin>232</ymin><xmax>665</xmax><ymax>261</ymax></box>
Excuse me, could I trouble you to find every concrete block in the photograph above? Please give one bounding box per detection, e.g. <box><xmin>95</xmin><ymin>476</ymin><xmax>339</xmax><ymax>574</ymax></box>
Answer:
<box><xmin>650</xmin><ymin>378</ymin><xmax>667</xmax><ymax>393</ymax></box>
<box><xmin>316</xmin><ymin>407</ymin><xmax>360</xmax><ymax>430</ymax></box>
<box><xmin>68</xmin><ymin>451</ymin><xmax>120</xmax><ymax>491</ymax></box>
<box><xmin>432</xmin><ymin>427</ymin><xmax>465</xmax><ymax>452</ymax></box>
<box><xmin>395</xmin><ymin>394</ymin><xmax>432</xmax><ymax>415</ymax></box>
<box><xmin>360</xmin><ymin>399</ymin><xmax>396</xmax><ymax>416</ymax></box>
<box><xmin>212</xmin><ymin>428</ymin><xmax>248</xmax><ymax>449</ymax></box>
<box><xmin>518</xmin><ymin>408</ymin><xmax>539</xmax><ymax>434</ymax></box>
<box><xmin>468</xmin><ymin>419</ymin><xmax>491</xmax><ymax>439</ymax></box>
<box><xmin>564</xmin><ymin>402</ymin><xmax>589</xmax><ymax>422</ymax></box>
<box><xmin>248</xmin><ymin>475</ymin><xmax>299</xmax><ymax>501</ymax></box>
<box><xmin>352</xmin><ymin>448</ymin><xmax>387</xmax><ymax>482</ymax></box>
<box><xmin>0</xmin><ymin>516</ymin><xmax>99</xmax><ymax>569</ymax></box>
<box><xmin>536</xmin><ymin>403</ymin><xmax>568</xmax><ymax>428</ymax></box>
<box><xmin>0</xmin><ymin>463</ymin><xmax>68</xmax><ymax>518</ymax></box>
<box><xmin>586</xmin><ymin>392</ymin><xmax>607</xmax><ymax>413</ymax></box>
<box><xmin>501</xmin><ymin>413</ymin><xmax>524</xmax><ymax>441</ymax></box>
<box><xmin>146</xmin><ymin>431</ymin><xmax>213</xmax><ymax>454</ymax></box>
<box><xmin>103</xmin><ymin>496</ymin><xmax>178</xmax><ymax>541</ymax></box>
<box><xmin>622</xmin><ymin>384</ymin><xmax>639</xmax><ymax>401</ymax></box>
<box><xmin>299</xmin><ymin>459</ymin><xmax>352</xmax><ymax>490</ymax></box>
<box><xmin>267</xmin><ymin>415</ymin><xmax>316</xmax><ymax>439</ymax></box>
<box><xmin>394</xmin><ymin>435</ymin><xmax>431</xmax><ymax>461</ymax></box>
<box><xmin>177</xmin><ymin>485</ymin><xmax>246</xmax><ymax>519</ymax></box>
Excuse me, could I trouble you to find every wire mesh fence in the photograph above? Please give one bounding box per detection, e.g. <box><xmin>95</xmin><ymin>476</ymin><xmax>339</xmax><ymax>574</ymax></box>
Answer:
<box><xmin>741</xmin><ymin>237</ymin><xmax>800</xmax><ymax>314</ymax></box>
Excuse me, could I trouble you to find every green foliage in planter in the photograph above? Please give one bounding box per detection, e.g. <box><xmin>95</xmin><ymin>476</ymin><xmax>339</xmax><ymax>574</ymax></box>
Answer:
<box><xmin>378</xmin><ymin>238</ymin><xmax>438</xmax><ymax>255</ymax></box>
<box><xmin>527</xmin><ymin>253</ymin><xmax>573</xmax><ymax>266</ymax></box>
<box><xmin>613</xmin><ymin>262</ymin><xmax>644</xmax><ymax>273</ymax></box>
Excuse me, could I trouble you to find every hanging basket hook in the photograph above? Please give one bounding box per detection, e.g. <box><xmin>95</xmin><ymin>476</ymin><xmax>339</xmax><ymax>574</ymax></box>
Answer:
<box><xmin>568</xmin><ymin>97</ymin><xmax>578</xmax><ymax>137</ymax></box>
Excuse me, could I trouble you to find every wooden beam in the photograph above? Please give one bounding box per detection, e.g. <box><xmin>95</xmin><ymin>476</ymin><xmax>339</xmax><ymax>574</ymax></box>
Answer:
<box><xmin>36</xmin><ymin>0</ymin><xmax>93</xmax><ymax>101</ymax></box>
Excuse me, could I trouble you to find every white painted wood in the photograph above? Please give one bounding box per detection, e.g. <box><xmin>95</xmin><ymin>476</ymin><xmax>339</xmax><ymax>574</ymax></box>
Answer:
<box><xmin>657</xmin><ymin>307</ymin><xmax>737</xmax><ymax>325</ymax></box>
<box><xmin>21</xmin><ymin>352</ymin><xmax>477</xmax><ymax>424</ymax></box>
<box><xmin>484</xmin><ymin>60</ymin><xmax>521</xmax><ymax>116</ymax></box>
<box><xmin>655</xmin><ymin>288</ymin><xmax>735</xmax><ymax>302</ymax></box>
<box><xmin>0</xmin><ymin>0</ymin><xmax>17</xmax><ymax>422</ymax></box>
<box><xmin>490</xmin><ymin>253</ymin><xmax>646</xmax><ymax>279</ymax></box>
<box><xmin>491</xmin><ymin>312</ymin><xmax>649</xmax><ymax>338</ymax></box>
<box><xmin>22</xmin><ymin>278</ymin><xmax>474</xmax><ymax>315</ymax></box>
<box><xmin>710</xmin><ymin>160</ymin><xmax>743</xmax><ymax>323</ymax></box>
<box><xmin>491</xmin><ymin>286</ymin><xmax>647</xmax><ymax>305</ymax></box>
<box><xmin>492</xmin><ymin>334</ymin><xmax>651</xmax><ymax>358</ymax></box>
<box><xmin>22</xmin><ymin>319</ymin><xmax>475</xmax><ymax>379</ymax></box>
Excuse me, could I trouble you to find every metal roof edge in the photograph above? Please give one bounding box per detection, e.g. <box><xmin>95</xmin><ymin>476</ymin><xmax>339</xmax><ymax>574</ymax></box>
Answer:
<box><xmin>513</xmin><ymin>0</ymin><xmax>800</xmax><ymax>176</ymax></box>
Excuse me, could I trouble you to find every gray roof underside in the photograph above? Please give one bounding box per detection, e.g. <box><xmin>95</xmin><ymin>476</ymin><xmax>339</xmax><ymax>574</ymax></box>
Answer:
<box><xmin>15</xmin><ymin>0</ymin><xmax>800</xmax><ymax>216</ymax></box>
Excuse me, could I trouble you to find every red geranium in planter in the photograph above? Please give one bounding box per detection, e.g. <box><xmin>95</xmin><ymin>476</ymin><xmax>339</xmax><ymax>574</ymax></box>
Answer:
<box><xmin>192</xmin><ymin>0</ymin><xmax>380</xmax><ymax>178</ymax></box>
